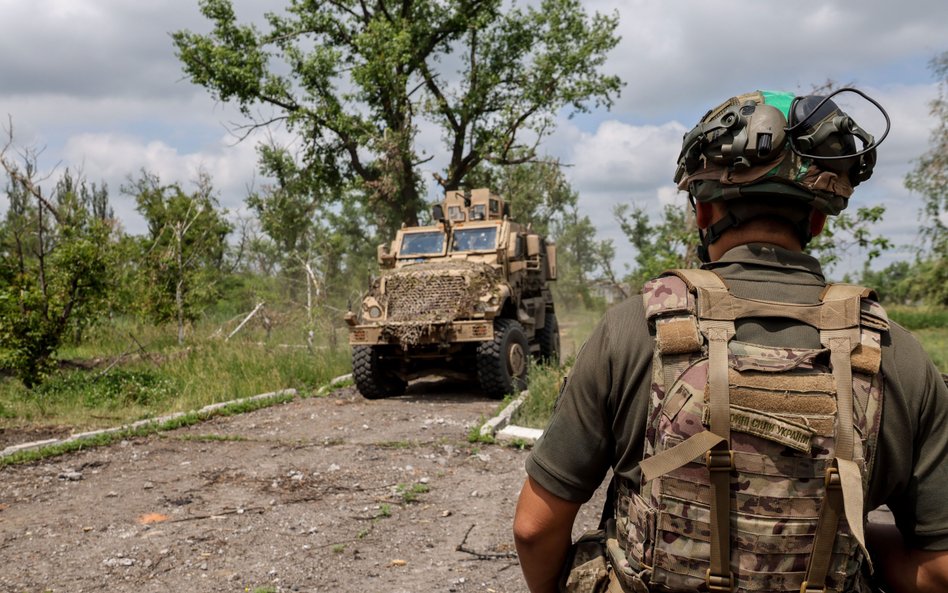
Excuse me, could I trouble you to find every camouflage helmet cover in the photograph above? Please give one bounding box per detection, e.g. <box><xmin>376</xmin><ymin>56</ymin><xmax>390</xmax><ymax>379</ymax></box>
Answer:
<box><xmin>674</xmin><ymin>90</ymin><xmax>879</xmax><ymax>216</ymax></box>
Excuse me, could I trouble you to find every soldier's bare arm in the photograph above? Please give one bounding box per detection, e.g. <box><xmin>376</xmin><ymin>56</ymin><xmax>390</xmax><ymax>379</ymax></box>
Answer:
<box><xmin>868</xmin><ymin>522</ymin><xmax>948</xmax><ymax>593</ymax></box>
<box><xmin>513</xmin><ymin>476</ymin><xmax>582</xmax><ymax>593</ymax></box>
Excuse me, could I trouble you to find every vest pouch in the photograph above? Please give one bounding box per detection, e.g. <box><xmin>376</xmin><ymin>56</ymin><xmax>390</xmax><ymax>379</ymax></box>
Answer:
<box><xmin>608</xmin><ymin>492</ymin><xmax>655</xmax><ymax>593</ymax></box>
<box><xmin>560</xmin><ymin>529</ymin><xmax>610</xmax><ymax>593</ymax></box>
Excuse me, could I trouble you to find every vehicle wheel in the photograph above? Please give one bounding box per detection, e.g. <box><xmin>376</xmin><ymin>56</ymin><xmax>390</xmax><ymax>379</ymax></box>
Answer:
<box><xmin>477</xmin><ymin>318</ymin><xmax>529</xmax><ymax>399</ymax></box>
<box><xmin>537</xmin><ymin>311</ymin><xmax>561</xmax><ymax>365</ymax></box>
<box><xmin>351</xmin><ymin>346</ymin><xmax>406</xmax><ymax>399</ymax></box>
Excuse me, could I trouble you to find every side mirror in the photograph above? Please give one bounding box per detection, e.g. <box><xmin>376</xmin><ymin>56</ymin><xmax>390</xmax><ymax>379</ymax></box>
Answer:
<box><xmin>377</xmin><ymin>243</ymin><xmax>395</xmax><ymax>268</ymax></box>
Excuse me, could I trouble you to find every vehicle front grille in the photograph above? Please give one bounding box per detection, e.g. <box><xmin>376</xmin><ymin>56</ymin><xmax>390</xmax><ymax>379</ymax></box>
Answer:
<box><xmin>385</xmin><ymin>273</ymin><xmax>471</xmax><ymax>322</ymax></box>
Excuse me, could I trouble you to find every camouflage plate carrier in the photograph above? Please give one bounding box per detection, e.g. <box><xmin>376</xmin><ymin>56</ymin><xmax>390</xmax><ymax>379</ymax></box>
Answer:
<box><xmin>608</xmin><ymin>269</ymin><xmax>887</xmax><ymax>593</ymax></box>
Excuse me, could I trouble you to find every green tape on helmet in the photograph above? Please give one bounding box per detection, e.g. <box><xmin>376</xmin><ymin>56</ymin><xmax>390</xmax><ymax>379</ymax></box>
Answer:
<box><xmin>760</xmin><ymin>90</ymin><xmax>795</xmax><ymax>119</ymax></box>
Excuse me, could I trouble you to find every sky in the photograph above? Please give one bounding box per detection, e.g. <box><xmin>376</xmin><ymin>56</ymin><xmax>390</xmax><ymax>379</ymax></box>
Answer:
<box><xmin>0</xmin><ymin>0</ymin><xmax>946</xmax><ymax>280</ymax></box>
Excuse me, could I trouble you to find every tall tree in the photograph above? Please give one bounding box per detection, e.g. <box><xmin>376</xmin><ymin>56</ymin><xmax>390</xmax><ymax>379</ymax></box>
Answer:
<box><xmin>615</xmin><ymin>202</ymin><xmax>698</xmax><ymax>291</ymax></box>
<box><xmin>172</xmin><ymin>0</ymin><xmax>621</xmax><ymax>237</ymax></box>
<box><xmin>246</xmin><ymin>143</ymin><xmax>377</xmax><ymax>305</ymax></box>
<box><xmin>0</xmin><ymin>127</ymin><xmax>114</xmax><ymax>386</ymax></box>
<box><xmin>903</xmin><ymin>51</ymin><xmax>948</xmax><ymax>305</ymax></box>
<box><xmin>127</xmin><ymin>170</ymin><xmax>232</xmax><ymax>344</ymax></box>
<box><xmin>808</xmin><ymin>205</ymin><xmax>891</xmax><ymax>275</ymax></box>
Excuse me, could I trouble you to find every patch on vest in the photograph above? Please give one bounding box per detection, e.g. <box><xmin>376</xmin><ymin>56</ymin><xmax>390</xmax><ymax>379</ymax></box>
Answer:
<box><xmin>701</xmin><ymin>404</ymin><xmax>814</xmax><ymax>452</ymax></box>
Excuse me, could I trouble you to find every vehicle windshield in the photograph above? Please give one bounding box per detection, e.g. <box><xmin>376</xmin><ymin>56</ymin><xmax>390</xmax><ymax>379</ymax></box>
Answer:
<box><xmin>452</xmin><ymin>226</ymin><xmax>498</xmax><ymax>252</ymax></box>
<box><xmin>398</xmin><ymin>231</ymin><xmax>446</xmax><ymax>257</ymax></box>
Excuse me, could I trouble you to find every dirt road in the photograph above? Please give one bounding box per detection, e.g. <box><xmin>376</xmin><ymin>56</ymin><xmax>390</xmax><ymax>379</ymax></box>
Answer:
<box><xmin>0</xmin><ymin>380</ymin><xmax>605</xmax><ymax>593</ymax></box>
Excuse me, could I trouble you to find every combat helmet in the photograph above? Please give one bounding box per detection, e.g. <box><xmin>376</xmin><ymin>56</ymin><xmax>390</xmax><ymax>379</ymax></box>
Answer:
<box><xmin>674</xmin><ymin>88</ymin><xmax>889</xmax><ymax>259</ymax></box>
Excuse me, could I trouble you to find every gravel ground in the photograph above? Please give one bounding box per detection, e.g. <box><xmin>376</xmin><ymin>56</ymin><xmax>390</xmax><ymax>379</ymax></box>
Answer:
<box><xmin>0</xmin><ymin>380</ymin><xmax>606</xmax><ymax>593</ymax></box>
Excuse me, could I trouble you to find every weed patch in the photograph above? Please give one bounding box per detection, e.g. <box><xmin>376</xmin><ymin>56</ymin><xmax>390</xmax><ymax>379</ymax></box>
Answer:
<box><xmin>396</xmin><ymin>482</ymin><xmax>430</xmax><ymax>503</ymax></box>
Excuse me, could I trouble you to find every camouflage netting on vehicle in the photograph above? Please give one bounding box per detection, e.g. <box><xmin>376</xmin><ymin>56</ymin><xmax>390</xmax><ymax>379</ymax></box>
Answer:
<box><xmin>373</xmin><ymin>261</ymin><xmax>497</xmax><ymax>347</ymax></box>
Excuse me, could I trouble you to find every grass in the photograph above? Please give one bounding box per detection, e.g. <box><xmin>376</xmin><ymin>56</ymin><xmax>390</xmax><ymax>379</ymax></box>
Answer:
<box><xmin>0</xmin><ymin>313</ymin><xmax>352</xmax><ymax>455</ymax></box>
<box><xmin>916</xmin><ymin>328</ymin><xmax>948</xmax><ymax>374</ymax></box>
<box><xmin>511</xmin><ymin>362</ymin><xmax>566</xmax><ymax>429</ymax></box>
<box><xmin>0</xmin><ymin>312</ymin><xmax>349</xmax><ymax>467</ymax></box>
<box><xmin>887</xmin><ymin>307</ymin><xmax>948</xmax><ymax>331</ymax></box>
<box><xmin>0</xmin><ymin>390</ymin><xmax>298</xmax><ymax>468</ymax></box>
<box><xmin>396</xmin><ymin>482</ymin><xmax>430</xmax><ymax>503</ymax></box>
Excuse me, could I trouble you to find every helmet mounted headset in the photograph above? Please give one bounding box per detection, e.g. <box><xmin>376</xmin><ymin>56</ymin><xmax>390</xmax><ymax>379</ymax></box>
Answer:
<box><xmin>674</xmin><ymin>88</ymin><xmax>890</xmax><ymax>262</ymax></box>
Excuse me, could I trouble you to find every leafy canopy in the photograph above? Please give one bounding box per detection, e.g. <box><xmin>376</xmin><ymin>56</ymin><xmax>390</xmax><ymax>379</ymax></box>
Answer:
<box><xmin>172</xmin><ymin>0</ymin><xmax>622</xmax><ymax>236</ymax></box>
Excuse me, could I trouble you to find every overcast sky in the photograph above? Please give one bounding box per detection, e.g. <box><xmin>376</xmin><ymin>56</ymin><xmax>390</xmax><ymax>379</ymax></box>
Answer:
<box><xmin>1</xmin><ymin>0</ymin><xmax>946</xmax><ymax>279</ymax></box>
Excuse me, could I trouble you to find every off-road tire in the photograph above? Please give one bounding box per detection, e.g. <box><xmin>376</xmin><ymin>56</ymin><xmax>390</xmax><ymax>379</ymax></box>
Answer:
<box><xmin>477</xmin><ymin>318</ymin><xmax>529</xmax><ymax>399</ymax></box>
<box><xmin>351</xmin><ymin>346</ymin><xmax>407</xmax><ymax>399</ymax></box>
<box><xmin>537</xmin><ymin>311</ymin><xmax>561</xmax><ymax>365</ymax></box>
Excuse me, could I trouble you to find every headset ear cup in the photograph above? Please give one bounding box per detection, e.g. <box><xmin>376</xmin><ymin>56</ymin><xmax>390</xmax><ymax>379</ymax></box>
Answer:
<box><xmin>852</xmin><ymin>148</ymin><xmax>877</xmax><ymax>186</ymax></box>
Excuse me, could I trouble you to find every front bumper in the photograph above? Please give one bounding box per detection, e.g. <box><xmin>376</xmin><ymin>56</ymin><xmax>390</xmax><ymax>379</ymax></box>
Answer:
<box><xmin>348</xmin><ymin>320</ymin><xmax>494</xmax><ymax>346</ymax></box>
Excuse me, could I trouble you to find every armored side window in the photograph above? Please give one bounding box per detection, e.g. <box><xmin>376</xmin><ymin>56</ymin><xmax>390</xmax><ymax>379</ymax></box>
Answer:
<box><xmin>489</xmin><ymin>199</ymin><xmax>500</xmax><ymax>214</ymax></box>
<box><xmin>448</xmin><ymin>205</ymin><xmax>465</xmax><ymax>222</ymax></box>
<box><xmin>470</xmin><ymin>204</ymin><xmax>487</xmax><ymax>220</ymax></box>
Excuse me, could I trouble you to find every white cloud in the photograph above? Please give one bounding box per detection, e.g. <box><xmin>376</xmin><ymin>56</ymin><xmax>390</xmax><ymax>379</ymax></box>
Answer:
<box><xmin>1</xmin><ymin>0</ymin><xmax>945</xmax><ymax>277</ymax></box>
<box><xmin>60</xmin><ymin>131</ymin><xmax>260</xmax><ymax>235</ymax></box>
<box><xmin>569</xmin><ymin>120</ymin><xmax>686</xmax><ymax>194</ymax></box>
<box><xmin>583</xmin><ymin>0</ymin><xmax>946</xmax><ymax>119</ymax></box>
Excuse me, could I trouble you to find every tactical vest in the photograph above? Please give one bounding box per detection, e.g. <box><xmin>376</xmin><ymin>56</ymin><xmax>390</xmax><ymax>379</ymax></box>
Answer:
<box><xmin>608</xmin><ymin>269</ymin><xmax>887</xmax><ymax>593</ymax></box>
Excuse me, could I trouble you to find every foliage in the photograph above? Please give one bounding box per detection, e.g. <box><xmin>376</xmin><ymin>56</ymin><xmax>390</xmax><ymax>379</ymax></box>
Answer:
<box><xmin>246</xmin><ymin>144</ymin><xmax>378</xmax><ymax>309</ymax></box>
<box><xmin>0</xmin><ymin>136</ymin><xmax>115</xmax><ymax>387</ymax></box>
<box><xmin>858</xmin><ymin>260</ymin><xmax>915</xmax><ymax>305</ymax></box>
<box><xmin>615</xmin><ymin>202</ymin><xmax>699</xmax><ymax>291</ymax></box>
<box><xmin>511</xmin><ymin>361</ymin><xmax>566</xmax><ymax>429</ymax></box>
<box><xmin>172</xmin><ymin>0</ymin><xmax>622</xmax><ymax>237</ymax></box>
<box><xmin>0</xmin><ymin>314</ymin><xmax>350</xmax><ymax>433</ymax></box>
<box><xmin>903</xmin><ymin>51</ymin><xmax>948</xmax><ymax>306</ymax></box>
<box><xmin>126</xmin><ymin>170</ymin><xmax>232</xmax><ymax>344</ymax></box>
<box><xmin>905</xmin><ymin>51</ymin><xmax>948</xmax><ymax>254</ymax></box>
<box><xmin>808</xmin><ymin>205</ymin><xmax>891</xmax><ymax>275</ymax></box>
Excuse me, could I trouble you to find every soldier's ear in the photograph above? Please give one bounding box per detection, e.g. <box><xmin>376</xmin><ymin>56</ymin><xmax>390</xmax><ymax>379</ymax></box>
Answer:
<box><xmin>696</xmin><ymin>202</ymin><xmax>715</xmax><ymax>230</ymax></box>
<box><xmin>809</xmin><ymin>211</ymin><xmax>827</xmax><ymax>237</ymax></box>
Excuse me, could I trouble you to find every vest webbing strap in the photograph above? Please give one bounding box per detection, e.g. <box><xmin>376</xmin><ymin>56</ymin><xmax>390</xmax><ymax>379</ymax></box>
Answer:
<box><xmin>667</xmin><ymin>268</ymin><xmax>729</xmax><ymax>291</ymax></box>
<box><xmin>698</xmin><ymin>291</ymin><xmax>861</xmax><ymax>329</ymax></box>
<box><xmin>673</xmin><ymin>269</ymin><xmax>734</xmax><ymax>592</ymax></box>
<box><xmin>804</xmin><ymin>294</ymin><xmax>872</xmax><ymax>591</ymax></box>
<box><xmin>706</xmin><ymin>322</ymin><xmax>734</xmax><ymax>591</ymax></box>
<box><xmin>639</xmin><ymin>430</ymin><xmax>726</xmax><ymax>483</ymax></box>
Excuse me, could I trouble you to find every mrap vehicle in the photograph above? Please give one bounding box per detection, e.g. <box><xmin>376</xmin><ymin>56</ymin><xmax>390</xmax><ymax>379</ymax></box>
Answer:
<box><xmin>345</xmin><ymin>188</ymin><xmax>558</xmax><ymax>399</ymax></box>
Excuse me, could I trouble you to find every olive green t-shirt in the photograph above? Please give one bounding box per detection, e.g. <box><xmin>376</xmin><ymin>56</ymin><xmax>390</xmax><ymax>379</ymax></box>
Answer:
<box><xmin>526</xmin><ymin>244</ymin><xmax>948</xmax><ymax>550</ymax></box>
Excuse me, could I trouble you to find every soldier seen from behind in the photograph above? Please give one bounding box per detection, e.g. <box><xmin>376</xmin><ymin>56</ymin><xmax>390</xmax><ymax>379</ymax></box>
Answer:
<box><xmin>513</xmin><ymin>89</ymin><xmax>948</xmax><ymax>593</ymax></box>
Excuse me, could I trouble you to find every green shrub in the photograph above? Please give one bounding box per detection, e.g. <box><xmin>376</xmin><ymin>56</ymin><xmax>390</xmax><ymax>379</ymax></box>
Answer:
<box><xmin>887</xmin><ymin>307</ymin><xmax>948</xmax><ymax>330</ymax></box>
<box><xmin>512</xmin><ymin>361</ymin><xmax>568</xmax><ymax>429</ymax></box>
<box><xmin>37</xmin><ymin>369</ymin><xmax>177</xmax><ymax>409</ymax></box>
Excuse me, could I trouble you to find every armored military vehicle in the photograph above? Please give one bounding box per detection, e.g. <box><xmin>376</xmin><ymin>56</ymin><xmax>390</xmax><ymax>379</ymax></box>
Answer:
<box><xmin>345</xmin><ymin>188</ymin><xmax>559</xmax><ymax>399</ymax></box>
